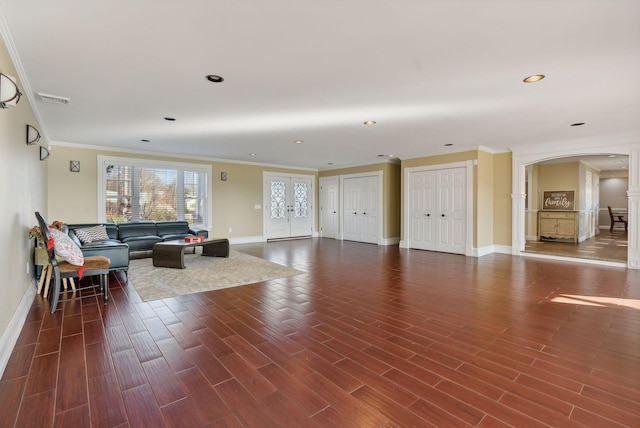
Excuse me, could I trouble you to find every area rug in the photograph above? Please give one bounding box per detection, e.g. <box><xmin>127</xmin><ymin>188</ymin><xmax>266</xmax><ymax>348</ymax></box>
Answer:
<box><xmin>128</xmin><ymin>250</ymin><xmax>304</xmax><ymax>301</ymax></box>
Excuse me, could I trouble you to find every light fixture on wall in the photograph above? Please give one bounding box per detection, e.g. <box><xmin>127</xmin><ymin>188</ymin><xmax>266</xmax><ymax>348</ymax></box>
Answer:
<box><xmin>0</xmin><ymin>73</ymin><xmax>22</xmax><ymax>108</ymax></box>
<box><xmin>26</xmin><ymin>124</ymin><xmax>41</xmax><ymax>145</ymax></box>
<box><xmin>70</xmin><ymin>160</ymin><xmax>80</xmax><ymax>172</ymax></box>
<box><xmin>39</xmin><ymin>146</ymin><xmax>50</xmax><ymax>161</ymax></box>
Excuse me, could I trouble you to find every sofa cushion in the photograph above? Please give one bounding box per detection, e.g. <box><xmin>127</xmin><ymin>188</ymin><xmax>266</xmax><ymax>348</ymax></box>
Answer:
<box><xmin>156</xmin><ymin>221</ymin><xmax>190</xmax><ymax>237</ymax></box>
<box><xmin>120</xmin><ymin>235</ymin><xmax>162</xmax><ymax>251</ymax></box>
<box><xmin>117</xmin><ymin>222</ymin><xmax>158</xmax><ymax>240</ymax></box>
<box><xmin>75</xmin><ymin>225</ymin><xmax>110</xmax><ymax>244</ymax></box>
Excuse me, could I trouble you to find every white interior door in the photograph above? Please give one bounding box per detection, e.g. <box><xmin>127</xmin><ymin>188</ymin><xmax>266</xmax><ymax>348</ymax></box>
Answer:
<box><xmin>437</xmin><ymin>168</ymin><xmax>466</xmax><ymax>254</ymax></box>
<box><xmin>409</xmin><ymin>170</ymin><xmax>436</xmax><ymax>250</ymax></box>
<box><xmin>320</xmin><ymin>177</ymin><xmax>339</xmax><ymax>239</ymax></box>
<box><xmin>407</xmin><ymin>166</ymin><xmax>466</xmax><ymax>254</ymax></box>
<box><xmin>264</xmin><ymin>173</ymin><xmax>313</xmax><ymax>240</ymax></box>
<box><xmin>342</xmin><ymin>174</ymin><xmax>380</xmax><ymax>244</ymax></box>
<box><xmin>342</xmin><ymin>177</ymin><xmax>360</xmax><ymax>241</ymax></box>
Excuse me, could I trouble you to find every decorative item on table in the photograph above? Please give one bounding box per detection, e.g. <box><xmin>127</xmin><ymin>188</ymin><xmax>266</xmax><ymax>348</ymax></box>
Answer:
<box><xmin>29</xmin><ymin>225</ymin><xmax>44</xmax><ymax>246</ymax></box>
<box><xmin>29</xmin><ymin>221</ymin><xmax>66</xmax><ymax>246</ymax></box>
<box><xmin>185</xmin><ymin>236</ymin><xmax>205</xmax><ymax>243</ymax></box>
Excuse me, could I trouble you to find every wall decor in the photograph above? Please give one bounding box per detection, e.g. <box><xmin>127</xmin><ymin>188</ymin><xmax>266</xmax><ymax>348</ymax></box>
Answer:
<box><xmin>26</xmin><ymin>124</ymin><xmax>41</xmax><ymax>145</ymax></box>
<box><xmin>70</xmin><ymin>160</ymin><xmax>80</xmax><ymax>172</ymax></box>
<box><xmin>39</xmin><ymin>146</ymin><xmax>50</xmax><ymax>161</ymax></box>
<box><xmin>0</xmin><ymin>72</ymin><xmax>22</xmax><ymax>108</ymax></box>
<box><xmin>542</xmin><ymin>190</ymin><xmax>575</xmax><ymax>210</ymax></box>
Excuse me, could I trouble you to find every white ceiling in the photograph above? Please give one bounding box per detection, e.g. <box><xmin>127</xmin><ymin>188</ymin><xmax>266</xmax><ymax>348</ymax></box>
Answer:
<box><xmin>1</xmin><ymin>0</ymin><xmax>639</xmax><ymax>170</ymax></box>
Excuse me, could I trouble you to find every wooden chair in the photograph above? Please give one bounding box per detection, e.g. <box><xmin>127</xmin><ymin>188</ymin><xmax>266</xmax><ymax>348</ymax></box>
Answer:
<box><xmin>35</xmin><ymin>212</ymin><xmax>111</xmax><ymax>313</ymax></box>
<box><xmin>607</xmin><ymin>206</ymin><xmax>628</xmax><ymax>232</ymax></box>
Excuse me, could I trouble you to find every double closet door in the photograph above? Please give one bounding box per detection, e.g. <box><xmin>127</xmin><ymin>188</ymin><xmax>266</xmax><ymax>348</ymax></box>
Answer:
<box><xmin>408</xmin><ymin>167</ymin><xmax>466</xmax><ymax>254</ymax></box>
<box><xmin>264</xmin><ymin>173</ymin><xmax>313</xmax><ymax>240</ymax></box>
<box><xmin>342</xmin><ymin>175</ymin><xmax>380</xmax><ymax>244</ymax></box>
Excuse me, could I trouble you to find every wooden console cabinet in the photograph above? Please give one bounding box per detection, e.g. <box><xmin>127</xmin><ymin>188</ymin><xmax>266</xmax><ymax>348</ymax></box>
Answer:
<box><xmin>538</xmin><ymin>210</ymin><xmax>578</xmax><ymax>243</ymax></box>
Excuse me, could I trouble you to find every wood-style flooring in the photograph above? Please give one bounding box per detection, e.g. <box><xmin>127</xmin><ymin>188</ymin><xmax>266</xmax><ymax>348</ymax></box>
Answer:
<box><xmin>2</xmin><ymin>238</ymin><xmax>639</xmax><ymax>427</ymax></box>
<box><xmin>524</xmin><ymin>229</ymin><xmax>628</xmax><ymax>263</ymax></box>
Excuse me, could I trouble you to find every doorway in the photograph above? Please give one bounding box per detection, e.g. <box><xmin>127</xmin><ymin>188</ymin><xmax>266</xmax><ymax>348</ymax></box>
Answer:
<box><xmin>514</xmin><ymin>153</ymin><xmax>630</xmax><ymax>265</ymax></box>
<box><xmin>263</xmin><ymin>172</ymin><xmax>314</xmax><ymax>240</ymax></box>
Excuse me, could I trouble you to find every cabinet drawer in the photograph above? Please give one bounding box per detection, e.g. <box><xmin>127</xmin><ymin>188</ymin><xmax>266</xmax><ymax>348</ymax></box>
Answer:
<box><xmin>539</xmin><ymin>212</ymin><xmax>574</xmax><ymax>219</ymax></box>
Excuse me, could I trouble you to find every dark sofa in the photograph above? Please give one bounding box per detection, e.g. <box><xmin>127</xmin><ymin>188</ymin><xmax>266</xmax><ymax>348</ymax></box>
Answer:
<box><xmin>66</xmin><ymin>221</ymin><xmax>209</xmax><ymax>272</ymax></box>
<box><xmin>65</xmin><ymin>223</ymin><xmax>130</xmax><ymax>274</ymax></box>
<box><xmin>116</xmin><ymin>221</ymin><xmax>208</xmax><ymax>258</ymax></box>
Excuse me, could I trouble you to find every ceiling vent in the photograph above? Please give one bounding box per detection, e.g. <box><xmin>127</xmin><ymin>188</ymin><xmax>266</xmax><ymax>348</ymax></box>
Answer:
<box><xmin>38</xmin><ymin>92</ymin><xmax>70</xmax><ymax>106</ymax></box>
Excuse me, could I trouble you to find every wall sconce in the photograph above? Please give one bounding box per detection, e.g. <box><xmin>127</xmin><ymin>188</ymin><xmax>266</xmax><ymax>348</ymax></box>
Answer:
<box><xmin>221</xmin><ymin>171</ymin><xmax>228</xmax><ymax>181</ymax></box>
<box><xmin>70</xmin><ymin>160</ymin><xmax>80</xmax><ymax>172</ymax></box>
<box><xmin>0</xmin><ymin>73</ymin><xmax>22</xmax><ymax>109</ymax></box>
<box><xmin>39</xmin><ymin>146</ymin><xmax>50</xmax><ymax>161</ymax></box>
<box><xmin>26</xmin><ymin>124</ymin><xmax>41</xmax><ymax>145</ymax></box>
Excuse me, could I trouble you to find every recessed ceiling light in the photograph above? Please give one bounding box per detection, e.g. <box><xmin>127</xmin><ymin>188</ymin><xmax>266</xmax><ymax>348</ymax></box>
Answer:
<box><xmin>363</xmin><ymin>120</ymin><xmax>376</xmax><ymax>125</ymax></box>
<box><xmin>250</xmin><ymin>153</ymin><xmax>256</xmax><ymax>156</ymax></box>
<box><xmin>164</xmin><ymin>117</ymin><xmax>176</xmax><ymax>121</ymax></box>
<box><xmin>141</xmin><ymin>139</ymin><xmax>150</xmax><ymax>142</ymax></box>
<box><xmin>523</xmin><ymin>74</ymin><xmax>545</xmax><ymax>83</ymax></box>
<box><xmin>388</xmin><ymin>154</ymin><xmax>394</xmax><ymax>158</ymax></box>
<box><xmin>377</xmin><ymin>154</ymin><xmax>384</xmax><ymax>157</ymax></box>
<box><xmin>570</xmin><ymin>122</ymin><xmax>585</xmax><ymax>126</ymax></box>
<box><xmin>328</xmin><ymin>162</ymin><xmax>333</xmax><ymax>165</ymax></box>
<box><xmin>608</xmin><ymin>154</ymin><xmax>616</xmax><ymax>158</ymax></box>
<box><xmin>294</xmin><ymin>140</ymin><xmax>303</xmax><ymax>144</ymax></box>
<box><xmin>205</xmin><ymin>74</ymin><xmax>224</xmax><ymax>83</ymax></box>
<box><xmin>444</xmin><ymin>143</ymin><xmax>453</xmax><ymax>146</ymax></box>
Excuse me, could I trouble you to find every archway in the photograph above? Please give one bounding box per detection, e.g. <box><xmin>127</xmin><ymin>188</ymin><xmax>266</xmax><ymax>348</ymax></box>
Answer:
<box><xmin>511</xmin><ymin>143</ymin><xmax>640</xmax><ymax>269</ymax></box>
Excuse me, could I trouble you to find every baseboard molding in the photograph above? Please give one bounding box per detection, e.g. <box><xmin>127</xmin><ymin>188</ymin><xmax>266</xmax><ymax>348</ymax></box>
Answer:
<box><xmin>0</xmin><ymin>281</ymin><xmax>36</xmax><ymax>379</ymax></box>
<box><xmin>228</xmin><ymin>235</ymin><xmax>265</xmax><ymax>245</ymax></box>
<box><xmin>475</xmin><ymin>245</ymin><xmax>513</xmax><ymax>257</ymax></box>
<box><xmin>381</xmin><ymin>237</ymin><xmax>400</xmax><ymax>246</ymax></box>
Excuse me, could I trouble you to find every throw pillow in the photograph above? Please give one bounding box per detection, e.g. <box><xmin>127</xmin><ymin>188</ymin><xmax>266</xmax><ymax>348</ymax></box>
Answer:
<box><xmin>50</xmin><ymin>228</ymin><xmax>84</xmax><ymax>266</ymax></box>
<box><xmin>75</xmin><ymin>225</ymin><xmax>109</xmax><ymax>244</ymax></box>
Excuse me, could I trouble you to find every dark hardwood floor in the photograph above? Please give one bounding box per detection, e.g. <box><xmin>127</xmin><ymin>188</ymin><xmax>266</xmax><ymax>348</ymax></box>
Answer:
<box><xmin>2</xmin><ymin>238</ymin><xmax>639</xmax><ymax>427</ymax></box>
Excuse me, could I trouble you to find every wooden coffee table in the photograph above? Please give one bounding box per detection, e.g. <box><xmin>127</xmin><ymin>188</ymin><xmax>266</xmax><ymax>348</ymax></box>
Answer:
<box><xmin>152</xmin><ymin>238</ymin><xmax>229</xmax><ymax>269</ymax></box>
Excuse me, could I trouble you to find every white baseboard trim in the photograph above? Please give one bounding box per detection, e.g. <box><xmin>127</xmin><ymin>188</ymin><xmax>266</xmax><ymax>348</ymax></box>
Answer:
<box><xmin>0</xmin><ymin>281</ymin><xmax>36</xmax><ymax>379</ymax></box>
<box><xmin>525</xmin><ymin>235</ymin><xmax>537</xmax><ymax>241</ymax></box>
<box><xmin>399</xmin><ymin>240</ymin><xmax>408</xmax><ymax>249</ymax></box>
<box><xmin>475</xmin><ymin>245</ymin><xmax>512</xmax><ymax>257</ymax></box>
<box><xmin>229</xmin><ymin>235</ymin><xmax>265</xmax><ymax>245</ymax></box>
<box><xmin>381</xmin><ymin>237</ymin><xmax>400</xmax><ymax>246</ymax></box>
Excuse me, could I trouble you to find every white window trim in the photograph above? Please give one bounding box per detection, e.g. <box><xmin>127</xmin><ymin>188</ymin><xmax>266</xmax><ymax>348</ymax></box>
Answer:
<box><xmin>97</xmin><ymin>155</ymin><xmax>212</xmax><ymax>228</ymax></box>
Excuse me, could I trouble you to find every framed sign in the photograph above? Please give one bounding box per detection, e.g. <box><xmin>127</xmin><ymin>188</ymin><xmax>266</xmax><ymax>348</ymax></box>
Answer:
<box><xmin>542</xmin><ymin>190</ymin><xmax>575</xmax><ymax>210</ymax></box>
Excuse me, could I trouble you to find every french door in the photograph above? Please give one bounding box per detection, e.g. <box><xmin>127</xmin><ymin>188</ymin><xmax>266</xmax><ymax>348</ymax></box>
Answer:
<box><xmin>264</xmin><ymin>173</ymin><xmax>314</xmax><ymax>240</ymax></box>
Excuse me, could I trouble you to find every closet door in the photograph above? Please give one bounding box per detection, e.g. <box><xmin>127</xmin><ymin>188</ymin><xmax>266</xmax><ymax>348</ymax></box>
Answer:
<box><xmin>407</xmin><ymin>166</ymin><xmax>466</xmax><ymax>254</ymax></box>
<box><xmin>436</xmin><ymin>168</ymin><xmax>466</xmax><ymax>254</ymax></box>
<box><xmin>342</xmin><ymin>177</ymin><xmax>361</xmax><ymax>241</ymax></box>
<box><xmin>409</xmin><ymin>170</ymin><xmax>436</xmax><ymax>250</ymax></box>
<box><xmin>342</xmin><ymin>175</ymin><xmax>380</xmax><ymax>244</ymax></box>
<box><xmin>320</xmin><ymin>177</ymin><xmax>339</xmax><ymax>238</ymax></box>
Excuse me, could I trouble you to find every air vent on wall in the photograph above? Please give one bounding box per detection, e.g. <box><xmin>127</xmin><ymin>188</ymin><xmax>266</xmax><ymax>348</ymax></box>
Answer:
<box><xmin>38</xmin><ymin>92</ymin><xmax>70</xmax><ymax>106</ymax></box>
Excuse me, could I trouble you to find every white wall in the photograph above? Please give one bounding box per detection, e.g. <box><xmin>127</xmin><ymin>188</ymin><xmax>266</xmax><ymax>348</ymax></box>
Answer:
<box><xmin>0</xmin><ymin>28</ymin><xmax>48</xmax><ymax>375</ymax></box>
<box><xmin>599</xmin><ymin>176</ymin><xmax>629</xmax><ymax>228</ymax></box>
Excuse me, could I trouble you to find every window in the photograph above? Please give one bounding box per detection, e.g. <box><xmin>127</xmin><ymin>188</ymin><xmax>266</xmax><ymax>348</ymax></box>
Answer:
<box><xmin>98</xmin><ymin>156</ymin><xmax>211</xmax><ymax>227</ymax></box>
